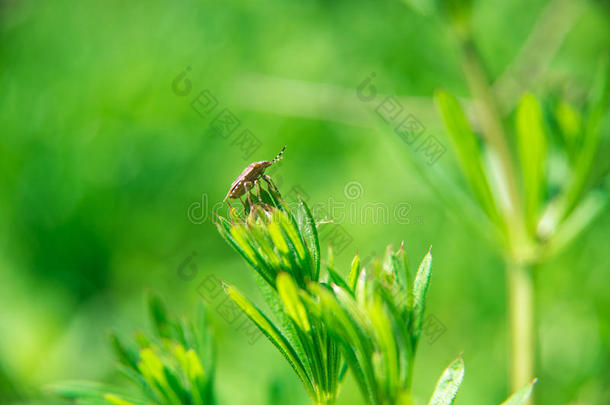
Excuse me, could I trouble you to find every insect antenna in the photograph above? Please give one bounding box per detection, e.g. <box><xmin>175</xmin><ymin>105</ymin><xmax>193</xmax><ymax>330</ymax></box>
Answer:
<box><xmin>272</xmin><ymin>145</ymin><xmax>286</xmax><ymax>164</ymax></box>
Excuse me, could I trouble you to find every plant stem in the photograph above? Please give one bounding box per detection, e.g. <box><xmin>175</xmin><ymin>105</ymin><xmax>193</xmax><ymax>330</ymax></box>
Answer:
<box><xmin>457</xmin><ymin>36</ymin><xmax>526</xmax><ymax>237</ymax></box>
<box><xmin>506</xmin><ymin>260</ymin><xmax>535</xmax><ymax>402</ymax></box>
<box><xmin>453</xmin><ymin>28</ymin><xmax>537</xmax><ymax>399</ymax></box>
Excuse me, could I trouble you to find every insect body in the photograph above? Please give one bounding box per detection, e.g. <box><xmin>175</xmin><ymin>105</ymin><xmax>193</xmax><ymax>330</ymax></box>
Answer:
<box><xmin>223</xmin><ymin>146</ymin><xmax>286</xmax><ymax>203</ymax></box>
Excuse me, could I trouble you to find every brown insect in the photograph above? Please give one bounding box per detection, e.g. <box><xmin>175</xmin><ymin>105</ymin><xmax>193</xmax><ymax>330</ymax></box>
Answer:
<box><xmin>223</xmin><ymin>146</ymin><xmax>286</xmax><ymax>204</ymax></box>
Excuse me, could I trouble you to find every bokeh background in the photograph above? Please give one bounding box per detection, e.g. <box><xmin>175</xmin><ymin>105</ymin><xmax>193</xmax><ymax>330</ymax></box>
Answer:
<box><xmin>1</xmin><ymin>0</ymin><xmax>608</xmax><ymax>404</ymax></box>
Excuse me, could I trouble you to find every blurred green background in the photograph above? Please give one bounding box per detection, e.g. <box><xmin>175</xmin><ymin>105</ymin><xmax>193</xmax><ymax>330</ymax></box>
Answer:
<box><xmin>0</xmin><ymin>0</ymin><xmax>608</xmax><ymax>404</ymax></box>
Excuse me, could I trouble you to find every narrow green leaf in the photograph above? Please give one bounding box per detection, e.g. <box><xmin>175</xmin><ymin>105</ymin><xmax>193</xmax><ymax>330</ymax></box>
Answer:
<box><xmin>394</xmin><ymin>243</ymin><xmax>412</xmax><ymax>317</ymax></box>
<box><xmin>561</xmin><ymin>56</ymin><xmax>609</xmax><ymax>221</ymax></box>
<box><xmin>277</xmin><ymin>273</ymin><xmax>311</xmax><ymax>332</ymax></box>
<box><xmin>224</xmin><ymin>284</ymin><xmax>315</xmax><ymax>399</ymax></box>
<box><xmin>216</xmin><ymin>221</ymin><xmax>276</xmax><ymax>286</ymax></box>
<box><xmin>545</xmin><ymin>191</ymin><xmax>606</xmax><ymax>258</ymax></box>
<box><xmin>116</xmin><ymin>365</ymin><xmax>157</xmax><ymax>401</ymax></box>
<box><xmin>48</xmin><ymin>381</ymin><xmax>151</xmax><ymax>405</ymax></box>
<box><xmin>327</xmin><ymin>267</ymin><xmax>351</xmax><ymax>294</ymax></box>
<box><xmin>376</xmin><ymin>285</ymin><xmax>413</xmax><ymax>371</ymax></box>
<box><xmin>368</xmin><ymin>298</ymin><xmax>399</xmax><ymax>395</ymax></box>
<box><xmin>313</xmin><ymin>285</ymin><xmax>379</xmax><ymax>405</ymax></box>
<box><xmin>427</xmin><ymin>357</ymin><xmax>465</xmax><ymax>405</ymax></box>
<box><xmin>147</xmin><ymin>294</ymin><xmax>173</xmax><ymax>340</ymax></box>
<box><xmin>554</xmin><ymin>100</ymin><xmax>582</xmax><ymax>161</ymax></box>
<box><xmin>435</xmin><ymin>90</ymin><xmax>499</xmax><ymax>224</ymax></box>
<box><xmin>256</xmin><ymin>274</ymin><xmax>313</xmax><ymax>380</ymax></box>
<box><xmin>109</xmin><ymin>333</ymin><xmax>139</xmax><ymax>371</ymax></box>
<box><xmin>411</xmin><ymin>248</ymin><xmax>432</xmax><ymax>347</ymax></box>
<box><xmin>348</xmin><ymin>254</ymin><xmax>361</xmax><ymax>292</ymax></box>
<box><xmin>516</xmin><ymin>93</ymin><xmax>547</xmax><ymax>233</ymax></box>
<box><xmin>500</xmin><ymin>378</ymin><xmax>537</xmax><ymax>405</ymax></box>
<box><xmin>103</xmin><ymin>393</ymin><xmax>141</xmax><ymax>405</ymax></box>
<box><xmin>48</xmin><ymin>381</ymin><xmax>111</xmax><ymax>400</ymax></box>
<box><xmin>298</xmin><ymin>196</ymin><xmax>321</xmax><ymax>281</ymax></box>
<box><xmin>162</xmin><ymin>364</ymin><xmax>190</xmax><ymax>404</ymax></box>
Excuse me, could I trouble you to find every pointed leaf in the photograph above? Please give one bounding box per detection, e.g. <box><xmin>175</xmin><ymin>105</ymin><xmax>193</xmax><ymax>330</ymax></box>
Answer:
<box><xmin>277</xmin><ymin>273</ymin><xmax>311</xmax><ymax>332</ymax></box>
<box><xmin>500</xmin><ymin>379</ymin><xmax>537</xmax><ymax>405</ymax></box>
<box><xmin>224</xmin><ymin>284</ymin><xmax>314</xmax><ymax>399</ymax></box>
<box><xmin>428</xmin><ymin>357</ymin><xmax>465</xmax><ymax>405</ymax></box>
<box><xmin>561</xmin><ymin>56</ymin><xmax>609</xmax><ymax>220</ymax></box>
<box><xmin>147</xmin><ymin>294</ymin><xmax>176</xmax><ymax>340</ymax></box>
<box><xmin>516</xmin><ymin>93</ymin><xmax>547</xmax><ymax>232</ymax></box>
<box><xmin>411</xmin><ymin>249</ymin><xmax>432</xmax><ymax>346</ymax></box>
<box><xmin>435</xmin><ymin>90</ymin><xmax>499</xmax><ymax>223</ymax></box>
<box><xmin>298</xmin><ymin>196</ymin><xmax>321</xmax><ymax>280</ymax></box>
<box><xmin>109</xmin><ymin>333</ymin><xmax>139</xmax><ymax>371</ymax></box>
<box><xmin>348</xmin><ymin>254</ymin><xmax>361</xmax><ymax>292</ymax></box>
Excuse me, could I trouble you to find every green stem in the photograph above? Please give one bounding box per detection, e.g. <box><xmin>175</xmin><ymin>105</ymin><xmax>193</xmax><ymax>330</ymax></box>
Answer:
<box><xmin>506</xmin><ymin>260</ymin><xmax>535</xmax><ymax>403</ymax></box>
<box><xmin>458</xmin><ymin>35</ymin><xmax>522</xmax><ymax>216</ymax></box>
<box><xmin>451</xmin><ymin>27</ymin><xmax>531</xmax><ymax>254</ymax></box>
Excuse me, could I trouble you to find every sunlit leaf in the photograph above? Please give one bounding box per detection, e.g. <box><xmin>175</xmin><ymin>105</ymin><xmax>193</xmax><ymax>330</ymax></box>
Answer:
<box><xmin>516</xmin><ymin>93</ymin><xmax>547</xmax><ymax>233</ymax></box>
<box><xmin>348</xmin><ymin>254</ymin><xmax>361</xmax><ymax>292</ymax></box>
<box><xmin>500</xmin><ymin>378</ymin><xmax>537</xmax><ymax>405</ymax></box>
<box><xmin>224</xmin><ymin>283</ymin><xmax>315</xmax><ymax>400</ymax></box>
<box><xmin>411</xmin><ymin>248</ymin><xmax>432</xmax><ymax>347</ymax></box>
<box><xmin>435</xmin><ymin>90</ymin><xmax>499</xmax><ymax>224</ymax></box>
<box><xmin>427</xmin><ymin>357</ymin><xmax>465</xmax><ymax>405</ymax></box>
<box><xmin>561</xmin><ymin>56</ymin><xmax>609</xmax><ymax>221</ymax></box>
<box><xmin>277</xmin><ymin>272</ymin><xmax>311</xmax><ymax>332</ymax></box>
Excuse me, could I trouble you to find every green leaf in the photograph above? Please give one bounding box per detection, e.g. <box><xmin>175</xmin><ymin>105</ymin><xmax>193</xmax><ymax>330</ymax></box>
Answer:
<box><xmin>48</xmin><ymin>381</ymin><xmax>112</xmax><ymax>400</ymax></box>
<box><xmin>298</xmin><ymin>196</ymin><xmax>321</xmax><ymax>281</ymax></box>
<box><xmin>554</xmin><ymin>100</ymin><xmax>582</xmax><ymax>161</ymax></box>
<box><xmin>411</xmin><ymin>248</ymin><xmax>432</xmax><ymax>347</ymax></box>
<box><xmin>545</xmin><ymin>191</ymin><xmax>607</xmax><ymax>258</ymax></box>
<box><xmin>277</xmin><ymin>273</ymin><xmax>311</xmax><ymax>332</ymax></box>
<box><xmin>216</xmin><ymin>220</ymin><xmax>276</xmax><ymax>286</ymax></box>
<box><xmin>348</xmin><ymin>254</ymin><xmax>361</xmax><ymax>292</ymax></box>
<box><xmin>500</xmin><ymin>378</ymin><xmax>537</xmax><ymax>405</ymax></box>
<box><xmin>427</xmin><ymin>357</ymin><xmax>465</xmax><ymax>405</ymax></box>
<box><xmin>312</xmin><ymin>284</ymin><xmax>379</xmax><ymax>405</ymax></box>
<box><xmin>256</xmin><ymin>274</ymin><xmax>313</xmax><ymax>380</ymax></box>
<box><xmin>394</xmin><ymin>243</ymin><xmax>412</xmax><ymax>316</ymax></box>
<box><xmin>109</xmin><ymin>333</ymin><xmax>139</xmax><ymax>371</ymax></box>
<box><xmin>561</xmin><ymin>56</ymin><xmax>609</xmax><ymax>221</ymax></box>
<box><xmin>148</xmin><ymin>294</ymin><xmax>174</xmax><ymax>340</ymax></box>
<box><xmin>328</xmin><ymin>267</ymin><xmax>351</xmax><ymax>294</ymax></box>
<box><xmin>103</xmin><ymin>394</ymin><xmax>144</xmax><ymax>405</ymax></box>
<box><xmin>435</xmin><ymin>90</ymin><xmax>499</xmax><ymax>224</ymax></box>
<box><xmin>516</xmin><ymin>93</ymin><xmax>547</xmax><ymax>233</ymax></box>
<box><xmin>47</xmin><ymin>381</ymin><xmax>150</xmax><ymax>405</ymax></box>
<box><xmin>368</xmin><ymin>297</ymin><xmax>399</xmax><ymax>395</ymax></box>
<box><xmin>224</xmin><ymin>283</ymin><xmax>315</xmax><ymax>400</ymax></box>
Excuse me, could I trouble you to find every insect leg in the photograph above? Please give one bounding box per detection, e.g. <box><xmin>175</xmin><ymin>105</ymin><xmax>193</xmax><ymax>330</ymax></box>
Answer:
<box><xmin>242</xmin><ymin>181</ymin><xmax>254</xmax><ymax>208</ymax></box>
<box><xmin>262</xmin><ymin>174</ymin><xmax>280</xmax><ymax>193</ymax></box>
<box><xmin>254</xmin><ymin>179</ymin><xmax>264</xmax><ymax>202</ymax></box>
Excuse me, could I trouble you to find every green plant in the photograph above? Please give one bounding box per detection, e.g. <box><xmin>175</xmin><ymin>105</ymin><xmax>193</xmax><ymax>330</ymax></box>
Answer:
<box><xmin>303</xmin><ymin>245</ymin><xmax>437</xmax><ymax>405</ymax></box>
<box><xmin>395</xmin><ymin>0</ymin><xmax>610</xmax><ymax>396</ymax></box>
<box><xmin>215</xmin><ymin>189</ymin><xmax>342</xmax><ymax>405</ymax></box>
<box><xmin>49</xmin><ymin>182</ymin><xmax>542</xmax><ymax>405</ymax></box>
<box><xmin>304</xmin><ymin>245</ymin><xmax>537</xmax><ymax>405</ymax></box>
<box><xmin>216</xmin><ymin>185</ymin><xmax>538</xmax><ymax>405</ymax></box>
<box><xmin>50</xmin><ymin>295</ymin><xmax>215</xmax><ymax>405</ymax></box>
<box><xmin>433</xmin><ymin>60</ymin><xmax>609</xmax><ymax>394</ymax></box>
